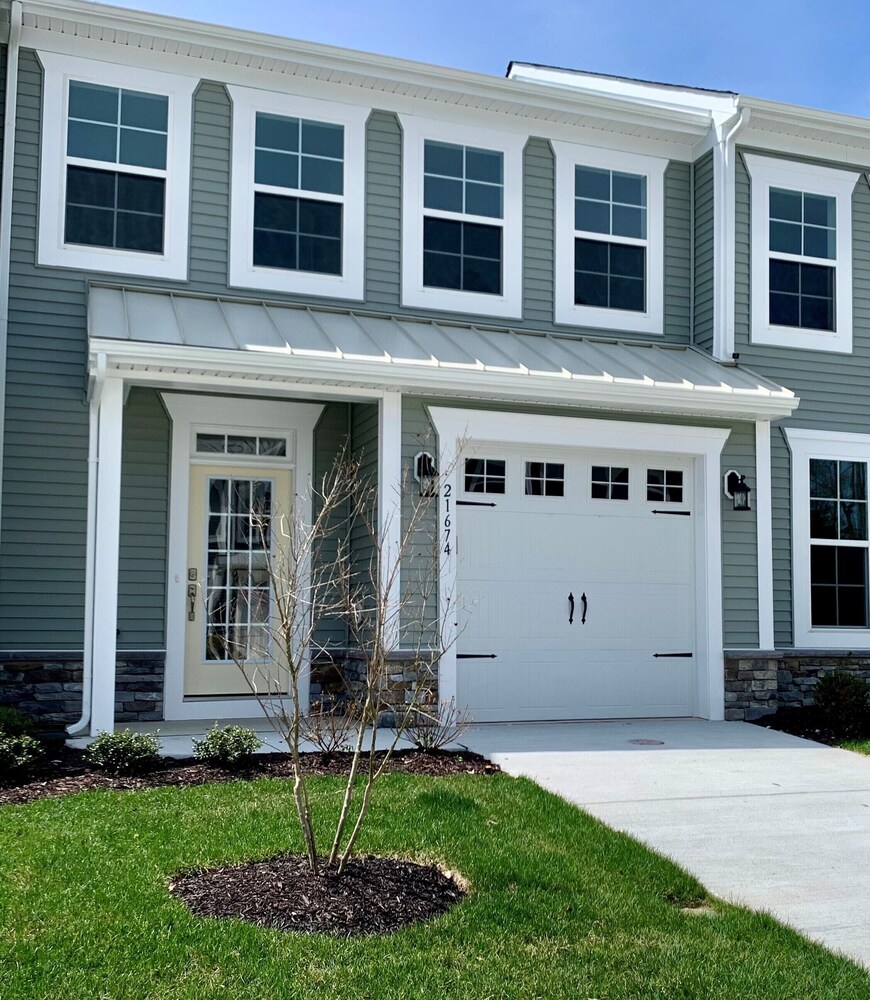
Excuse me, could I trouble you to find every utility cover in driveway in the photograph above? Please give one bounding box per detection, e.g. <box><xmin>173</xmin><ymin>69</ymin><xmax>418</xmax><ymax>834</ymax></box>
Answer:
<box><xmin>456</xmin><ymin>446</ymin><xmax>695</xmax><ymax>722</ymax></box>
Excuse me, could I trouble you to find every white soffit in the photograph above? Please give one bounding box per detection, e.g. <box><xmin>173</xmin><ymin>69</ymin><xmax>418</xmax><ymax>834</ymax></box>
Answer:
<box><xmin>87</xmin><ymin>285</ymin><xmax>799</xmax><ymax>420</ymax></box>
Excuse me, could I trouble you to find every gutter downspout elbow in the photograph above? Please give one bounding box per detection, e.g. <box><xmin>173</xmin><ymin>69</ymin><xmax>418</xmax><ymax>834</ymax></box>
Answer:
<box><xmin>712</xmin><ymin>106</ymin><xmax>750</xmax><ymax>361</ymax></box>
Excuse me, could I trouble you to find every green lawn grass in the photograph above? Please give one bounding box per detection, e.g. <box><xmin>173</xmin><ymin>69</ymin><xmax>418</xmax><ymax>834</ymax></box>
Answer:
<box><xmin>837</xmin><ymin>738</ymin><xmax>870</xmax><ymax>756</ymax></box>
<box><xmin>1</xmin><ymin>773</ymin><xmax>868</xmax><ymax>999</ymax></box>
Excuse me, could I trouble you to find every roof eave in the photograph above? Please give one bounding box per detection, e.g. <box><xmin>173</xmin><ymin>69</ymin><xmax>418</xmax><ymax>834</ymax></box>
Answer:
<box><xmin>88</xmin><ymin>337</ymin><xmax>800</xmax><ymax>423</ymax></box>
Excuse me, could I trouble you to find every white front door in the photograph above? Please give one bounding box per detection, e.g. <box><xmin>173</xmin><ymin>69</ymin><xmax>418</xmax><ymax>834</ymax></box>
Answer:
<box><xmin>456</xmin><ymin>446</ymin><xmax>696</xmax><ymax>722</ymax></box>
<box><xmin>184</xmin><ymin>464</ymin><xmax>293</xmax><ymax>697</ymax></box>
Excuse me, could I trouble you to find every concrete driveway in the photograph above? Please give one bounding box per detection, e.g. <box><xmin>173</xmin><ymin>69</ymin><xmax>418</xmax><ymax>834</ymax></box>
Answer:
<box><xmin>464</xmin><ymin>719</ymin><xmax>870</xmax><ymax>968</ymax></box>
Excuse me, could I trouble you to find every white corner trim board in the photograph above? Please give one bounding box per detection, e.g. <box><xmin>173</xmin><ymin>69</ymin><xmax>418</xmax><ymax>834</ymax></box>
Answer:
<box><xmin>427</xmin><ymin>407</ymin><xmax>730</xmax><ymax>721</ymax></box>
<box><xmin>399</xmin><ymin>114</ymin><xmax>525</xmax><ymax>320</ymax></box>
<box><xmin>161</xmin><ymin>393</ymin><xmax>324</xmax><ymax>720</ymax></box>
<box><xmin>785</xmin><ymin>427</ymin><xmax>870</xmax><ymax>649</ymax></box>
<box><xmin>226</xmin><ymin>85</ymin><xmax>368</xmax><ymax>300</ymax></box>
<box><xmin>37</xmin><ymin>51</ymin><xmax>197</xmax><ymax>281</ymax></box>
<box><xmin>743</xmin><ymin>153</ymin><xmax>859</xmax><ymax>354</ymax></box>
<box><xmin>551</xmin><ymin>140</ymin><xmax>667</xmax><ymax>334</ymax></box>
<box><xmin>755</xmin><ymin>420</ymin><xmax>774</xmax><ymax>649</ymax></box>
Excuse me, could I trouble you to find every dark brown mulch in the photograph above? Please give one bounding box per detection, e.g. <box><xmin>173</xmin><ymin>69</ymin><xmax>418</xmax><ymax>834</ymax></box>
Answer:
<box><xmin>0</xmin><ymin>746</ymin><xmax>499</xmax><ymax>806</ymax></box>
<box><xmin>169</xmin><ymin>853</ymin><xmax>466</xmax><ymax>935</ymax></box>
<box><xmin>749</xmin><ymin>705</ymin><xmax>868</xmax><ymax>746</ymax></box>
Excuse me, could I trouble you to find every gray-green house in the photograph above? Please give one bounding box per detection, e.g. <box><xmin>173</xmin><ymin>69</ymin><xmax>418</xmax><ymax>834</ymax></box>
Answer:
<box><xmin>0</xmin><ymin>0</ymin><xmax>866</xmax><ymax>735</ymax></box>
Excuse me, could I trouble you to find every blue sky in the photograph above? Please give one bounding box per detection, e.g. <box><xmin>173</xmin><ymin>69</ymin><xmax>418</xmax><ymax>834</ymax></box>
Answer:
<box><xmin>109</xmin><ymin>0</ymin><xmax>870</xmax><ymax>117</ymax></box>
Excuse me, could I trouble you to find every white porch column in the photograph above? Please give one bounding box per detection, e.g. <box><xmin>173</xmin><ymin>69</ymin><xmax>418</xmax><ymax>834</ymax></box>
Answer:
<box><xmin>88</xmin><ymin>377</ymin><xmax>124</xmax><ymax>735</ymax></box>
<box><xmin>755</xmin><ymin>420</ymin><xmax>775</xmax><ymax>649</ymax></box>
<box><xmin>378</xmin><ymin>391</ymin><xmax>402</xmax><ymax>649</ymax></box>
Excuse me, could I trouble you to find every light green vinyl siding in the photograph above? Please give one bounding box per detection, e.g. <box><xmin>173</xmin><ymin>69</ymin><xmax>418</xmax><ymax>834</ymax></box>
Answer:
<box><xmin>365</xmin><ymin>110</ymin><xmax>402</xmax><ymax>309</ymax></box>
<box><xmin>733</xmin><ymin>149</ymin><xmax>870</xmax><ymax>646</ymax></box>
<box><xmin>117</xmin><ymin>389</ymin><xmax>169</xmax><ymax>649</ymax></box>
<box><xmin>693</xmin><ymin>150</ymin><xmax>715</xmax><ymax>351</ymax></box>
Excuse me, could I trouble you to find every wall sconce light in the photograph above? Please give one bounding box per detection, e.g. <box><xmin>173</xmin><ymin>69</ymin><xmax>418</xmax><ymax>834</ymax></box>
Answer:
<box><xmin>414</xmin><ymin>451</ymin><xmax>437</xmax><ymax>497</ymax></box>
<box><xmin>723</xmin><ymin>469</ymin><xmax>752</xmax><ymax>511</ymax></box>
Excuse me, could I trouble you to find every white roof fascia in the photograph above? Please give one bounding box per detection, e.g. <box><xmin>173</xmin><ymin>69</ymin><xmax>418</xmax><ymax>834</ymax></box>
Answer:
<box><xmin>508</xmin><ymin>64</ymin><xmax>738</xmax><ymax>118</ymax></box>
<box><xmin>88</xmin><ymin>338</ymin><xmax>799</xmax><ymax>422</ymax></box>
<box><xmin>20</xmin><ymin>0</ymin><xmax>711</xmax><ymax>143</ymax></box>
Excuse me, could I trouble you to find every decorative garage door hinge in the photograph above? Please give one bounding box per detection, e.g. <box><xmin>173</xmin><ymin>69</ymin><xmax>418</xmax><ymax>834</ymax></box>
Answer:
<box><xmin>653</xmin><ymin>652</ymin><xmax>693</xmax><ymax>658</ymax></box>
<box><xmin>457</xmin><ymin>500</ymin><xmax>498</xmax><ymax>508</ymax></box>
<box><xmin>456</xmin><ymin>653</ymin><xmax>498</xmax><ymax>659</ymax></box>
<box><xmin>651</xmin><ymin>510</ymin><xmax>691</xmax><ymax>516</ymax></box>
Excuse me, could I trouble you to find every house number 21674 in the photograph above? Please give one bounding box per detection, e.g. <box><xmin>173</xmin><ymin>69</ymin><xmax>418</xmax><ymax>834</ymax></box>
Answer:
<box><xmin>443</xmin><ymin>482</ymin><xmax>452</xmax><ymax>556</ymax></box>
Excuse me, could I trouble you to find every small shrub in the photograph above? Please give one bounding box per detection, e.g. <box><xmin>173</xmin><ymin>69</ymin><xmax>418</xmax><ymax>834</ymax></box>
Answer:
<box><xmin>813</xmin><ymin>670</ymin><xmax>870</xmax><ymax>738</ymax></box>
<box><xmin>192</xmin><ymin>724</ymin><xmax>263</xmax><ymax>767</ymax></box>
<box><xmin>0</xmin><ymin>734</ymin><xmax>44</xmax><ymax>776</ymax></box>
<box><xmin>300</xmin><ymin>702</ymin><xmax>359</xmax><ymax>754</ymax></box>
<box><xmin>85</xmin><ymin>729</ymin><xmax>161</xmax><ymax>775</ymax></box>
<box><xmin>405</xmin><ymin>699</ymin><xmax>473</xmax><ymax>751</ymax></box>
<box><xmin>0</xmin><ymin>706</ymin><xmax>37</xmax><ymax>738</ymax></box>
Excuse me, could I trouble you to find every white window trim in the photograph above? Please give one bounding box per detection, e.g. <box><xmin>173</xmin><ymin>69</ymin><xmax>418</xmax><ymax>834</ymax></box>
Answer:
<box><xmin>744</xmin><ymin>154</ymin><xmax>859</xmax><ymax>354</ymax></box>
<box><xmin>400</xmin><ymin>115</ymin><xmax>525</xmax><ymax>320</ymax></box>
<box><xmin>37</xmin><ymin>51</ymin><xmax>196</xmax><ymax>281</ymax></box>
<box><xmin>785</xmin><ymin>427</ymin><xmax>870</xmax><ymax>648</ymax></box>
<box><xmin>227</xmin><ymin>86</ymin><xmax>368</xmax><ymax>300</ymax></box>
<box><xmin>552</xmin><ymin>141</ymin><xmax>667</xmax><ymax>334</ymax></box>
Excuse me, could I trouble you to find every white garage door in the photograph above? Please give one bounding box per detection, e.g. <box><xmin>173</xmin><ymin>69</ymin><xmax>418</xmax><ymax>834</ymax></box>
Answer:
<box><xmin>456</xmin><ymin>445</ymin><xmax>696</xmax><ymax>722</ymax></box>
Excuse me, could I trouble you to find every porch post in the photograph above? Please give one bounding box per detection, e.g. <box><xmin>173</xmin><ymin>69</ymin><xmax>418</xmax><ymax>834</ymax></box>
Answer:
<box><xmin>755</xmin><ymin>420</ymin><xmax>775</xmax><ymax>649</ymax></box>
<box><xmin>378</xmin><ymin>391</ymin><xmax>402</xmax><ymax>649</ymax></box>
<box><xmin>88</xmin><ymin>377</ymin><xmax>124</xmax><ymax>735</ymax></box>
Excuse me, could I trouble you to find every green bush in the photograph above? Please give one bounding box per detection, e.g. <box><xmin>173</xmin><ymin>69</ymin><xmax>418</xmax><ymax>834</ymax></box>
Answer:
<box><xmin>85</xmin><ymin>729</ymin><xmax>161</xmax><ymax>775</ymax></box>
<box><xmin>192</xmin><ymin>724</ymin><xmax>263</xmax><ymax>767</ymax></box>
<box><xmin>813</xmin><ymin>670</ymin><xmax>870</xmax><ymax>737</ymax></box>
<box><xmin>0</xmin><ymin>733</ymin><xmax>44</xmax><ymax>776</ymax></box>
<box><xmin>0</xmin><ymin>706</ymin><xmax>37</xmax><ymax>738</ymax></box>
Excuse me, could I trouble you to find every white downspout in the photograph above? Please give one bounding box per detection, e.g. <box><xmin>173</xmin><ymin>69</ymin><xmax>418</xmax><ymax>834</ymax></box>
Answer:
<box><xmin>712</xmin><ymin>106</ymin><xmax>750</xmax><ymax>360</ymax></box>
<box><xmin>67</xmin><ymin>354</ymin><xmax>106</xmax><ymax>736</ymax></box>
<box><xmin>0</xmin><ymin>1</ymin><xmax>23</xmax><ymax>551</ymax></box>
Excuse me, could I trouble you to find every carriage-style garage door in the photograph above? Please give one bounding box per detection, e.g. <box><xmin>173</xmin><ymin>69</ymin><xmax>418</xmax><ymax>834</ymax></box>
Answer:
<box><xmin>456</xmin><ymin>445</ymin><xmax>696</xmax><ymax>722</ymax></box>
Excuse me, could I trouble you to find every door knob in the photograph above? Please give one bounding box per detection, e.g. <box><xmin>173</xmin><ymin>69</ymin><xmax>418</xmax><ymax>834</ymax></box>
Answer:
<box><xmin>187</xmin><ymin>583</ymin><xmax>197</xmax><ymax>622</ymax></box>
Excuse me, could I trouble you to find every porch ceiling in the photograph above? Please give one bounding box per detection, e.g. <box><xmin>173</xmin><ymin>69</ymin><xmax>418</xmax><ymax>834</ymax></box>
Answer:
<box><xmin>87</xmin><ymin>284</ymin><xmax>798</xmax><ymax>421</ymax></box>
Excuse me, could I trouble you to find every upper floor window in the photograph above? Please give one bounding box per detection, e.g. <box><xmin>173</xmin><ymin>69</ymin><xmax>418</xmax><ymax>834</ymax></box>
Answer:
<box><xmin>553</xmin><ymin>142</ymin><xmax>667</xmax><ymax>334</ymax></box>
<box><xmin>38</xmin><ymin>53</ymin><xmax>196</xmax><ymax>280</ymax></box>
<box><xmin>400</xmin><ymin>116</ymin><xmax>524</xmax><ymax>319</ymax></box>
<box><xmin>228</xmin><ymin>87</ymin><xmax>367</xmax><ymax>300</ymax></box>
<box><xmin>744</xmin><ymin>155</ymin><xmax>859</xmax><ymax>354</ymax></box>
<box><xmin>574</xmin><ymin>165</ymin><xmax>647</xmax><ymax>313</ymax></box>
<box><xmin>423</xmin><ymin>140</ymin><xmax>504</xmax><ymax>296</ymax></box>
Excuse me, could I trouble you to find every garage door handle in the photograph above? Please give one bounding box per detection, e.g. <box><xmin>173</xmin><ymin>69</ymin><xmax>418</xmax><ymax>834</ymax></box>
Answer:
<box><xmin>580</xmin><ymin>592</ymin><xmax>587</xmax><ymax>625</ymax></box>
<box><xmin>568</xmin><ymin>592</ymin><xmax>574</xmax><ymax>625</ymax></box>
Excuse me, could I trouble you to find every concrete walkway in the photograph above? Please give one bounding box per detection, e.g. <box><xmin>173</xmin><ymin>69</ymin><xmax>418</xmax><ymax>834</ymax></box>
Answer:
<box><xmin>464</xmin><ymin>719</ymin><xmax>870</xmax><ymax>968</ymax></box>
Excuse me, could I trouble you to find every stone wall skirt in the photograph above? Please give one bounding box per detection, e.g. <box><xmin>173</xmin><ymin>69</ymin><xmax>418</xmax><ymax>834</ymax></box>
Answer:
<box><xmin>0</xmin><ymin>652</ymin><xmax>165</xmax><ymax>731</ymax></box>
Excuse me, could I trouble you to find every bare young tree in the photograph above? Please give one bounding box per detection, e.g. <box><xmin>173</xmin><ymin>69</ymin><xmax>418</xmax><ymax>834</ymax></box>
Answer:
<box><xmin>224</xmin><ymin>448</ymin><xmax>458</xmax><ymax>876</ymax></box>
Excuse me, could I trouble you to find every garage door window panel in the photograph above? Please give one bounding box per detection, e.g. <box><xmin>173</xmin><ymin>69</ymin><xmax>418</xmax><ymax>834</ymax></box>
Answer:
<box><xmin>524</xmin><ymin>462</ymin><xmax>565</xmax><ymax>497</ymax></box>
<box><xmin>464</xmin><ymin>458</ymin><xmax>506</xmax><ymax>494</ymax></box>
<box><xmin>647</xmin><ymin>469</ymin><xmax>683</xmax><ymax>503</ymax></box>
<box><xmin>591</xmin><ymin>465</ymin><xmax>629</xmax><ymax>500</ymax></box>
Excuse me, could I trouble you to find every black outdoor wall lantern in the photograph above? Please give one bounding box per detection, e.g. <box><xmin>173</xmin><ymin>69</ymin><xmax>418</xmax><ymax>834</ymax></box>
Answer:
<box><xmin>414</xmin><ymin>451</ymin><xmax>437</xmax><ymax>497</ymax></box>
<box><xmin>724</xmin><ymin>469</ymin><xmax>752</xmax><ymax>511</ymax></box>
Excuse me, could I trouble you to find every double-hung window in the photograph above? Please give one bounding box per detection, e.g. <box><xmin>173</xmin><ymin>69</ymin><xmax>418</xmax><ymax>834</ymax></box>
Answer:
<box><xmin>785</xmin><ymin>429</ymin><xmax>870</xmax><ymax>646</ymax></box>
<box><xmin>744</xmin><ymin>155</ymin><xmax>858</xmax><ymax>353</ymax></box>
<box><xmin>38</xmin><ymin>53</ymin><xmax>196</xmax><ymax>279</ymax></box>
<box><xmin>400</xmin><ymin>116</ymin><xmax>524</xmax><ymax>319</ymax></box>
<box><xmin>228</xmin><ymin>87</ymin><xmax>368</xmax><ymax>299</ymax></box>
<box><xmin>553</xmin><ymin>142</ymin><xmax>667</xmax><ymax>333</ymax></box>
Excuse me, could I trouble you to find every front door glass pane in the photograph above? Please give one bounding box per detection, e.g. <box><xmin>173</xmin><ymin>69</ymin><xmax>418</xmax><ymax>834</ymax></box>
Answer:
<box><xmin>205</xmin><ymin>476</ymin><xmax>273</xmax><ymax>662</ymax></box>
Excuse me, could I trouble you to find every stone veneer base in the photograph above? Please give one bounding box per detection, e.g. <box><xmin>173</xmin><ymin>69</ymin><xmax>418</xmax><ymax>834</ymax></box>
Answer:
<box><xmin>725</xmin><ymin>649</ymin><xmax>870</xmax><ymax>721</ymax></box>
<box><xmin>0</xmin><ymin>652</ymin><xmax>165</xmax><ymax>731</ymax></box>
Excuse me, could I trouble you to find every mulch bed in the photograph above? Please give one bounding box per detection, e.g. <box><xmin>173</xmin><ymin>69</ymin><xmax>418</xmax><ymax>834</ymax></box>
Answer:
<box><xmin>170</xmin><ymin>853</ymin><xmax>466</xmax><ymax>936</ymax></box>
<box><xmin>0</xmin><ymin>746</ymin><xmax>499</xmax><ymax>806</ymax></box>
<box><xmin>749</xmin><ymin>705</ymin><xmax>868</xmax><ymax>746</ymax></box>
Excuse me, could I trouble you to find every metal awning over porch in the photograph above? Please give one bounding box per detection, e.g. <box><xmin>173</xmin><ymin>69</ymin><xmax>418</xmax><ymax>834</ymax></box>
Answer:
<box><xmin>88</xmin><ymin>284</ymin><xmax>798</xmax><ymax>420</ymax></box>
